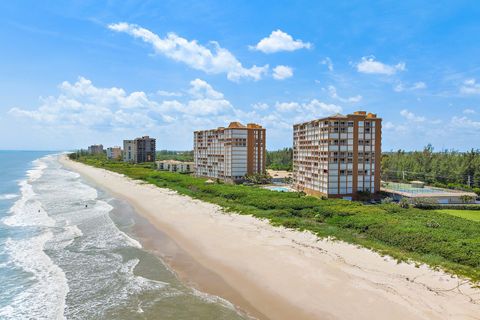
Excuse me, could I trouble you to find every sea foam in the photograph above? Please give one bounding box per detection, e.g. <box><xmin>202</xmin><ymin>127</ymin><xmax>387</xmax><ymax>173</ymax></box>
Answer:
<box><xmin>0</xmin><ymin>194</ymin><xmax>19</xmax><ymax>200</ymax></box>
<box><xmin>0</xmin><ymin>156</ymin><xmax>68</xmax><ymax>320</ymax></box>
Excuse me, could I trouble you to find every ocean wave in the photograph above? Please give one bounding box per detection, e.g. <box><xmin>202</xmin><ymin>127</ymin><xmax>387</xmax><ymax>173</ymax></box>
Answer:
<box><xmin>0</xmin><ymin>233</ymin><xmax>68</xmax><ymax>320</ymax></box>
<box><xmin>2</xmin><ymin>180</ymin><xmax>55</xmax><ymax>227</ymax></box>
<box><xmin>0</xmin><ymin>155</ymin><xmax>68</xmax><ymax>320</ymax></box>
<box><xmin>0</xmin><ymin>194</ymin><xmax>18</xmax><ymax>200</ymax></box>
<box><xmin>190</xmin><ymin>287</ymin><xmax>237</xmax><ymax>310</ymax></box>
<box><xmin>27</xmin><ymin>158</ymin><xmax>48</xmax><ymax>182</ymax></box>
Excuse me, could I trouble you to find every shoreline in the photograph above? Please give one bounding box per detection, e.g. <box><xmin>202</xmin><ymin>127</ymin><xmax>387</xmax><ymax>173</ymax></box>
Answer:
<box><xmin>59</xmin><ymin>156</ymin><xmax>480</xmax><ymax>320</ymax></box>
<box><xmin>109</xmin><ymin>196</ymin><xmax>267</xmax><ymax>319</ymax></box>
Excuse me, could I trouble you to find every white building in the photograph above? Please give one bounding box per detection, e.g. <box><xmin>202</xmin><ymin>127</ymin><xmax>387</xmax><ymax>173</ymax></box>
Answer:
<box><xmin>106</xmin><ymin>147</ymin><xmax>122</xmax><ymax>160</ymax></box>
<box><xmin>156</xmin><ymin>160</ymin><xmax>194</xmax><ymax>173</ymax></box>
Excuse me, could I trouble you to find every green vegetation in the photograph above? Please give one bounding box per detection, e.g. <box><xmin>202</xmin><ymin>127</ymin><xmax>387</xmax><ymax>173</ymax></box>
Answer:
<box><xmin>266</xmin><ymin>148</ymin><xmax>293</xmax><ymax>171</ymax></box>
<box><xmin>382</xmin><ymin>145</ymin><xmax>480</xmax><ymax>195</ymax></box>
<box><xmin>154</xmin><ymin>148</ymin><xmax>294</xmax><ymax>170</ymax></box>
<box><xmin>156</xmin><ymin>150</ymin><xmax>194</xmax><ymax>162</ymax></box>
<box><xmin>70</xmin><ymin>154</ymin><xmax>480</xmax><ymax>282</ymax></box>
<box><xmin>437</xmin><ymin>210</ymin><xmax>480</xmax><ymax>222</ymax></box>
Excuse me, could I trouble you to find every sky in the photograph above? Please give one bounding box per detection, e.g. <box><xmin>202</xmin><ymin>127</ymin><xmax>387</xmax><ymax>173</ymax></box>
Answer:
<box><xmin>1</xmin><ymin>1</ymin><xmax>480</xmax><ymax>151</ymax></box>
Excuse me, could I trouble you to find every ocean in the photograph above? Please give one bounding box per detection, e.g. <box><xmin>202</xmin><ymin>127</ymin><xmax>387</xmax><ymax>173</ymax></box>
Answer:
<box><xmin>0</xmin><ymin>151</ymin><xmax>247</xmax><ymax>319</ymax></box>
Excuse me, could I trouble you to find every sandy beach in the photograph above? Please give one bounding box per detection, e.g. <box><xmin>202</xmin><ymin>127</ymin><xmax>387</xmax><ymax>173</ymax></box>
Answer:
<box><xmin>60</xmin><ymin>156</ymin><xmax>480</xmax><ymax>320</ymax></box>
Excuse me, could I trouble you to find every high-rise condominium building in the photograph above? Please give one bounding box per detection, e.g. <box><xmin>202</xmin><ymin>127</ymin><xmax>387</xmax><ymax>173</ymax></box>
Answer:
<box><xmin>194</xmin><ymin>122</ymin><xmax>266</xmax><ymax>182</ymax></box>
<box><xmin>123</xmin><ymin>136</ymin><xmax>156</xmax><ymax>163</ymax></box>
<box><xmin>293</xmin><ymin>111</ymin><xmax>381</xmax><ymax>199</ymax></box>
<box><xmin>88</xmin><ymin>144</ymin><xmax>104</xmax><ymax>155</ymax></box>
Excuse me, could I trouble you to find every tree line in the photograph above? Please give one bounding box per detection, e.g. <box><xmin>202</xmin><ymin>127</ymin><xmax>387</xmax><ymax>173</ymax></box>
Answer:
<box><xmin>381</xmin><ymin>145</ymin><xmax>480</xmax><ymax>194</ymax></box>
<box><xmin>266</xmin><ymin>148</ymin><xmax>293</xmax><ymax>171</ymax></box>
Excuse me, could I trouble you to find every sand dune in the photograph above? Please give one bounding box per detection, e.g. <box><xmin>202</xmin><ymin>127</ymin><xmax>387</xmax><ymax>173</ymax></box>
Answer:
<box><xmin>60</xmin><ymin>156</ymin><xmax>480</xmax><ymax>320</ymax></box>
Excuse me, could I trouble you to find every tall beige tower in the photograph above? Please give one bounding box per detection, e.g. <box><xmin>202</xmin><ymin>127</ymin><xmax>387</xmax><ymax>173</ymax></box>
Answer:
<box><xmin>293</xmin><ymin>111</ymin><xmax>381</xmax><ymax>199</ymax></box>
<box><xmin>194</xmin><ymin>122</ymin><xmax>266</xmax><ymax>182</ymax></box>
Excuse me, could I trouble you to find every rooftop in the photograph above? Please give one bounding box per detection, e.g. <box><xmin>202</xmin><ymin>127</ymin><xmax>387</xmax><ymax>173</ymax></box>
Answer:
<box><xmin>293</xmin><ymin>111</ymin><xmax>381</xmax><ymax>126</ymax></box>
<box><xmin>195</xmin><ymin>121</ymin><xmax>264</xmax><ymax>132</ymax></box>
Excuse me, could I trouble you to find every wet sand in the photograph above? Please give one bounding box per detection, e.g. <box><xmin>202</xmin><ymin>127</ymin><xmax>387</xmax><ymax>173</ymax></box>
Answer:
<box><xmin>60</xmin><ymin>156</ymin><xmax>480</xmax><ymax>320</ymax></box>
<box><xmin>111</xmin><ymin>196</ymin><xmax>269</xmax><ymax>319</ymax></box>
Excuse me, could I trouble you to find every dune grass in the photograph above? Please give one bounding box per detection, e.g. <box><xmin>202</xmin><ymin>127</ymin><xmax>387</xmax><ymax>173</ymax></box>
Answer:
<box><xmin>71</xmin><ymin>155</ymin><xmax>480</xmax><ymax>282</ymax></box>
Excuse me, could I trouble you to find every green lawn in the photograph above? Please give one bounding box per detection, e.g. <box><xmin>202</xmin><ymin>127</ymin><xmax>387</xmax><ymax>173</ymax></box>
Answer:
<box><xmin>69</xmin><ymin>154</ymin><xmax>480</xmax><ymax>282</ymax></box>
<box><xmin>437</xmin><ymin>209</ymin><xmax>480</xmax><ymax>222</ymax></box>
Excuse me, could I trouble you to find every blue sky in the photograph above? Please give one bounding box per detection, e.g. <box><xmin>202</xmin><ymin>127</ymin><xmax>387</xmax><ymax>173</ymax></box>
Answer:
<box><xmin>1</xmin><ymin>1</ymin><xmax>479</xmax><ymax>151</ymax></box>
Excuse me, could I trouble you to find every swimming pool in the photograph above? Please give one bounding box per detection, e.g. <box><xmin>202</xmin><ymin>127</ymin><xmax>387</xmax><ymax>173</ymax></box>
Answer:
<box><xmin>264</xmin><ymin>186</ymin><xmax>295</xmax><ymax>192</ymax></box>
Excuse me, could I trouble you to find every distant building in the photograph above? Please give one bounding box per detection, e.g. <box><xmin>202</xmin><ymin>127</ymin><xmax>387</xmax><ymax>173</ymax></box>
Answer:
<box><xmin>123</xmin><ymin>136</ymin><xmax>156</xmax><ymax>163</ymax></box>
<box><xmin>194</xmin><ymin>122</ymin><xmax>266</xmax><ymax>182</ymax></box>
<box><xmin>156</xmin><ymin>160</ymin><xmax>194</xmax><ymax>173</ymax></box>
<box><xmin>123</xmin><ymin>140</ymin><xmax>135</xmax><ymax>162</ymax></box>
<box><xmin>267</xmin><ymin>169</ymin><xmax>293</xmax><ymax>184</ymax></box>
<box><xmin>88</xmin><ymin>144</ymin><xmax>104</xmax><ymax>155</ymax></box>
<box><xmin>106</xmin><ymin>146</ymin><xmax>122</xmax><ymax>160</ymax></box>
<box><xmin>293</xmin><ymin>111</ymin><xmax>382</xmax><ymax>200</ymax></box>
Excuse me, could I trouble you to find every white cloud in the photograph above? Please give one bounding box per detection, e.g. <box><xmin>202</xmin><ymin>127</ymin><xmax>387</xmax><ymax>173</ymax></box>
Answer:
<box><xmin>252</xmin><ymin>103</ymin><xmax>269</xmax><ymax>110</ymax></box>
<box><xmin>9</xmin><ymin>77</ymin><xmax>162</xmax><ymax>130</ymax></box>
<box><xmin>356</xmin><ymin>56</ymin><xmax>406</xmax><ymax>75</ymax></box>
<box><xmin>463</xmin><ymin>108</ymin><xmax>476</xmax><ymax>114</ymax></box>
<box><xmin>327</xmin><ymin>85</ymin><xmax>362</xmax><ymax>103</ymax></box>
<box><xmin>108</xmin><ymin>22</ymin><xmax>268</xmax><ymax>82</ymax></box>
<box><xmin>272</xmin><ymin>65</ymin><xmax>293</xmax><ymax>80</ymax></box>
<box><xmin>276</xmin><ymin>102</ymin><xmax>300</xmax><ymax>112</ymax></box>
<box><xmin>382</xmin><ymin>121</ymin><xmax>408</xmax><ymax>133</ymax></box>
<box><xmin>185</xmin><ymin>98</ymin><xmax>232</xmax><ymax>115</ymax></box>
<box><xmin>250</xmin><ymin>29</ymin><xmax>311</xmax><ymax>53</ymax></box>
<box><xmin>188</xmin><ymin>78</ymin><xmax>224</xmax><ymax>99</ymax></box>
<box><xmin>383</xmin><ymin>121</ymin><xmax>395</xmax><ymax>130</ymax></box>
<box><xmin>394</xmin><ymin>81</ymin><xmax>426</xmax><ymax>92</ymax></box>
<box><xmin>7</xmin><ymin>76</ymin><xmax>348</xmax><ymax>150</ymax></box>
<box><xmin>393</xmin><ymin>83</ymin><xmax>405</xmax><ymax>92</ymax></box>
<box><xmin>451</xmin><ymin>116</ymin><xmax>480</xmax><ymax>129</ymax></box>
<box><xmin>412</xmin><ymin>82</ymin><xmax>427</xmax><ymax>90</ymax></box>
<box><xmin>460</xmin><ymin>78</ymin><xmax>480</xmax><ymax>94</ymax></box>
<box><xmin>400</xmin><ymin>109</ymin><xmax>425</xmax><ymax>122</ymax></box>
<box><xmin>275</xmin><ymin>99</ymin><xmax>342</xmax><ymax>121</ymax></box>
<box><xmin>8</xmin><ymin>77</ymin><xmax>235</xmax><ymax>131</ymax></box>
<box><xmin>157</xmin><ymin>90</ymin><xmax>182</xmax><ymax>97</ymax></box>
<box><xmin>320</xmin><ymin>57</ymin><xmax>333</xmax><ymax>71</ymax></box>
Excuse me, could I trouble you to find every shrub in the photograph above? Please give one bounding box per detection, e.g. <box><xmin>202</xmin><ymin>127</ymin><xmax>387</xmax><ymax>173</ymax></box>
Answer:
<box><xmin>399</xmin><ymin>198</ymin><xmax>410</xmax><ymax>208</ymax></box>
<box><xmin>381</xmin><ymin>197</ymin><xmax>394</xmax><ymax>204</ymax></box>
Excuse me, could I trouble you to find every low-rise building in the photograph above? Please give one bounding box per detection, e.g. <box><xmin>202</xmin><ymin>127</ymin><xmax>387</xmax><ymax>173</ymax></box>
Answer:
<box><xmin>106</xmin><ymin>146</ymin><xmax>122</xmax><ymax>160</ymax></box>
<box><xmin>267</xmin><ymin>169</ymin><xmax>293</xmax><ymax>184</ymax></box>
<box><xmin>194</xmin><ymin>122</ymin><xmax>266</xmax><ymax>183</ymax></box>
<box><xmin>123</xmin><ymin>136</ymin><xmax>156</xmax><ymax>163</ymax></box>
<box><xmin>88</xmin><ymin>144</ymin><xmax>104</xmax><ymax>155</ymax></box>
<box><xmin>156</xmin><ymin>160</ymin><xmax>194</xmax><ymax>173</ymax></box>
<box><xmin>382</xmin><ymin>182</ymin><xmax>477</xmax><ymax>204</ymax></box>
